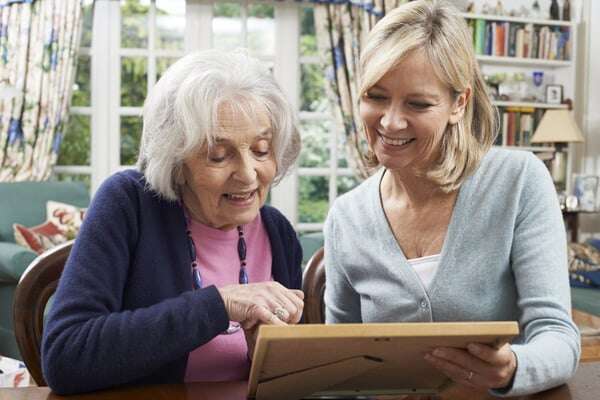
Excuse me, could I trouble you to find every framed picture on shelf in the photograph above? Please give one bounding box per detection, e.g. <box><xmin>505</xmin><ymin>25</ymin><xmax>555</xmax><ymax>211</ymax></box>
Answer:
<box><xmin>546</xmin><ymin>84</ymin><xmax>563</xmax><ymax>104</ymax></box>
<box><xmin>573</xmin><ymin>174</ymin><xmax>600</xmax><ymax>211</ymax></box>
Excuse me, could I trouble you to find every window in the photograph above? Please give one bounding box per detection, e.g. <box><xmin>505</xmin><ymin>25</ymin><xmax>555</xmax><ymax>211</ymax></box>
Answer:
<box><xmin>58</xmin><ymin>0</ymin><xmax>360</xmax><ymax>228</ymax></box>
<box><xmin>296</xmin><ymin>6</ymin><xmax>359</xmax><ymax>233</ymax></box>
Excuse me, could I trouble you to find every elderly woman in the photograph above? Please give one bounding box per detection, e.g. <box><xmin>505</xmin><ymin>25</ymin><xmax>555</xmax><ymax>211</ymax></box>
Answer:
<box><xmin>324</xmin><ymin>0</ymin><xmax>580</xmax><ymax>396</ymax></box>
<box><xmin>42</xmin><ymin>49</ymin><xmax>303</xmax><ymax>394</ymax></box>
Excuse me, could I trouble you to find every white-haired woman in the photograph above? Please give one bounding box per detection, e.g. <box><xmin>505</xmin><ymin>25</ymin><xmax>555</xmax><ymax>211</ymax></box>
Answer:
<box><xmin>42</xmin><ymin>49</ymin><xmax>303</xmax><ymax>394</ymax></box>
<box><xmin>324</xmin><ymin>0</ymin><xmax>579</xmax><ymax>396</ymax></box>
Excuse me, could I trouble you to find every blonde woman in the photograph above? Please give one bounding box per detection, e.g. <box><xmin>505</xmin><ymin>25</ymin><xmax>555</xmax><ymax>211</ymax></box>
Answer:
<box><xmin>324</xmin><ymin>0</ymin><xmax>580</xmax><ymax>396</ymax></box>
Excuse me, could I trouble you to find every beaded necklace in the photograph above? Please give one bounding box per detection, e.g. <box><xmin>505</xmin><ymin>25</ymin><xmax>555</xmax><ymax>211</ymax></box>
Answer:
<box><xmin>182</xmin><ymin>205</ymin><xmax>248</xmax><ymax>334</ymax></box>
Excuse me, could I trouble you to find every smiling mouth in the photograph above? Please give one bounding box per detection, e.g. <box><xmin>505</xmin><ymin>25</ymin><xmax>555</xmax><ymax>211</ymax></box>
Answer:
<box><xmin>224</xmin><ymin>190</ymin><xmax>257</xmax><ymax>202</ymax></box>
<box><xmin>378</xmin><ymin>134</ymin><xmax>415</xmax><ymax>147</ymax></box>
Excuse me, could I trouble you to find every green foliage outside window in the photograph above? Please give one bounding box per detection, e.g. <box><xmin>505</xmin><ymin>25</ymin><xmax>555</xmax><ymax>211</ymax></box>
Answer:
<box><xmin>57</xmin><ymin>115</ymin><xmax>90</xmax><ymax>166</ymax></box>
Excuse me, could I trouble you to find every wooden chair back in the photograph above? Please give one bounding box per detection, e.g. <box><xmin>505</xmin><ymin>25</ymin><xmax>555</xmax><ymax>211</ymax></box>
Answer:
<box><xmin>12</xmin><ymin>240</ymin><xmax>73</xmax><ymax>386</ymax></box>
<box><xmin>302</xmin><ymin>247</ymin><xmax>326</xmax><ymax>324</ymax></box>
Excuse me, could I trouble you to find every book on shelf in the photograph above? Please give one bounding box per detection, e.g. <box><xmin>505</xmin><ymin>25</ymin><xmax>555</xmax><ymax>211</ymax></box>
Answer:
<box><xmin>469</xmin><ymin>18</ymin><xmax>571</xmax><ymax>61</ymax></box>
<box><xmin>496</xmin><ymin>106</ymin><xmax>545</xmax><ymax>147</ymax></box>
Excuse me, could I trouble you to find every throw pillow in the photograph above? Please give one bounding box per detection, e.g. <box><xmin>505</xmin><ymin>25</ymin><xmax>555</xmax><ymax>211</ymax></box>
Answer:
<box><xmin>13</xmin><ymin>221</ymin><xmax>66</xmax><ymax>254</ymax></box>
<box><xmin>47</xmin><ymin>200</ymin><xmax>86</xmax><ymax>240</ymax></box>
<box><xmin>568</xmin><ymin>242</ymin><xmax>600</xmax><ymax>288</ymax></box>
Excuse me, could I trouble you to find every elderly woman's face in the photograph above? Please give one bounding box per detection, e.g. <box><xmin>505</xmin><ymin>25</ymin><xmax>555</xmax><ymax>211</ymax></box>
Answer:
<box><xmin>181</xmin><ymin>104</ymin><xmax>276</xmax><ymax>230</ymax></box>
<box><xmin>360</xmin><ymin>49</ymin><xmax>469</xmax><ymax>172</ymax></box>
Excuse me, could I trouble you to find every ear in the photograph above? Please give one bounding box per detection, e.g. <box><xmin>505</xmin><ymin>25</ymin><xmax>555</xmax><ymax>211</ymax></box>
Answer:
<box><xmin>448</xmin><ymin>86</ymin><xmax>471</xmax><ymax>125</ymax></box>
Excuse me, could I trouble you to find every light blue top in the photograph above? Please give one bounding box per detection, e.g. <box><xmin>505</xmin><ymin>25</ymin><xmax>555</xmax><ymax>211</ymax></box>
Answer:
<box><xmin>324</xmin><ymin>148</ymin><xmax>580</xmax><ymax>397</ymax></box>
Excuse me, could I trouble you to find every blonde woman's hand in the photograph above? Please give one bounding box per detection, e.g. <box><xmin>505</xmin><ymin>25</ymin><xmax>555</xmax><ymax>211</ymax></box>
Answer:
<box><xmin>424</xmin><ymin>343</ymin><xmax>517</xmax><ymax>390</ymax></box>
<box><xmin>218</xmin><ymin>282</ymin><xmax>304</xmax><ymax>329</ymax></box>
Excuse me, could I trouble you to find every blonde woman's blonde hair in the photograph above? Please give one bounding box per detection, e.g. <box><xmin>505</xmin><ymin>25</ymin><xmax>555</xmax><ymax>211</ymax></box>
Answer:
<box><xmin>359</xmin><ymin>0</ymin><xmax>497</xmax><ymax>191</ymax></box>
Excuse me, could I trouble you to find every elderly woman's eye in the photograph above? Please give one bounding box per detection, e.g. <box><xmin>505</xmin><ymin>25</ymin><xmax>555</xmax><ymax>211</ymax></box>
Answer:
<box><xmin>253</xmin><ymin>141</ymin><xmax>271</xmax><ymax>158</ymax></box>
<box><xmin>207</xmin><ymin>150</ymin><xmax>227</xmax><ymax>163</ymax></box>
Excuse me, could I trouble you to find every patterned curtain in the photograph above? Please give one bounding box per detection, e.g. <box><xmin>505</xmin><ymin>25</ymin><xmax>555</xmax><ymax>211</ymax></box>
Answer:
<box><xmin>0</xmin><ymin>0</ymin><xmax>83</xmax><ymax>181</ymax></box>
<box><xmin>314</xmin><ymin>0</ymin><xmax>409</xmax><ymax>179</ymax></box>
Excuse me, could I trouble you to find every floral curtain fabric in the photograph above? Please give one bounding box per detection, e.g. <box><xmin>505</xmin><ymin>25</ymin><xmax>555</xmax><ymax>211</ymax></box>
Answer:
<box><xmin>0</xmin><ymin>0</ymin><xmax>83</xmax><ymax>181</ymax></box>
<box><xmin>314</xmin><ymin>0</ymin><xmax>409</xmax><ymax>179</ymax></box>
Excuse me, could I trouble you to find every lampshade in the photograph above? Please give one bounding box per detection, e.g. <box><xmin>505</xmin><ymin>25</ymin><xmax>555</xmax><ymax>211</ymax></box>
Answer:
<box><xmin>530</xmin><ymin>109</ymin><xmax>585</xmax><ymax>144</ymax></box>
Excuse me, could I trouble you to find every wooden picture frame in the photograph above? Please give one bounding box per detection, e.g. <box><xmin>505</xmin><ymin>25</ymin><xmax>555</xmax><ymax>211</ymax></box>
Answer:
<box><xmin>247</xmin><ymin>321</ymin><xmax>519</xmax><ymax>400</ymax></box>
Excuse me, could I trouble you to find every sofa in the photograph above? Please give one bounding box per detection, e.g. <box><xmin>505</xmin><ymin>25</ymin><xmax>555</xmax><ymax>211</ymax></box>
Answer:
<box><xmin>0</xmin><ymin>181</ymin><xmax>89</xmax><ymax>359</ymax></box>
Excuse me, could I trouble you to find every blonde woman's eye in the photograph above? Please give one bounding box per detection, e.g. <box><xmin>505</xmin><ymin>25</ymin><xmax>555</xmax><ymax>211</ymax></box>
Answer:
<box><xmin>365</xmin><ymin>92</ymin><xmax>387</xmax><ymax>101</ymax></box>
<box><xmin>409</xmin><ymin>102</ymin><xmax>432</xmax><ymax>109</ymax></box>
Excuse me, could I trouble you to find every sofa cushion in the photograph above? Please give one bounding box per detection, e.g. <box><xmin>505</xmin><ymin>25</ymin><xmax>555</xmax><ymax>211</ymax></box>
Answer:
<box><xmin>47</xmin><ymin>201</ymin><xmax>86</xmax><ymax>240</ymax></box>
<box><xmin>0</xmin><ymin>242</ymin><xmax>37</xmax><ymax>282</ymax></box>
<box><xmin>0</xmin><ymin>181</ymin><xmax>89</xmax><ymax>243</ymax></box>
<box><xmin>13</xmin><ymin>221</ymin><xmax>66</xmax><ymax>255</ymax></box>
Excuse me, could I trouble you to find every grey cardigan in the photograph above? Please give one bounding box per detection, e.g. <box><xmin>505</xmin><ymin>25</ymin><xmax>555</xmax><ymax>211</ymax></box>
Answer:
<box><xmin>324</xmin><ymin>148</ymin><xmax>580</xmax><ymax>397</ymax></box>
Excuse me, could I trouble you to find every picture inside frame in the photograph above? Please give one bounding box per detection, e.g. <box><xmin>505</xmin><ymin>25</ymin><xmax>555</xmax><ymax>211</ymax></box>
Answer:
<box><xmin>546</xmin><ymin>84</ymin><xmax>563</xmax><ymax>104</ymax></box>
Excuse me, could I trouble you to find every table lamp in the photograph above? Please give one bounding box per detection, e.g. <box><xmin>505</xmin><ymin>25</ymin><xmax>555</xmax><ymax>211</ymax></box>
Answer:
<box><xmin>530</xmin><ymin>109</ymin><xmax>584</xmax><ymax>189</ymax></box>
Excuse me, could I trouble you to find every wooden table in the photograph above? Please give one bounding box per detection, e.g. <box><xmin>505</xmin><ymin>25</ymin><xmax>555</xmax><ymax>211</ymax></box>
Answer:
<box><xmin>1</xmin><ymin>362</ymin><xmax>600</xmax><ymax>400</ymax></box>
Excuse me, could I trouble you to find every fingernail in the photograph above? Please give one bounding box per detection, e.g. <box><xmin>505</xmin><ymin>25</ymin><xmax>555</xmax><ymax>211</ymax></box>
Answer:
<box><xmin>468</xmin><ymin>344</ymin><xmax>479</xmax><ymax>353</ymax></box>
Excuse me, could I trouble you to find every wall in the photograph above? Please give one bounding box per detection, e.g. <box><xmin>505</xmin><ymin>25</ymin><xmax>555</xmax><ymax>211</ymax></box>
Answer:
<box><xmin>577</xmin><ymin>0</ymin><xmax>600</xmax><ymax>236</ymax></box>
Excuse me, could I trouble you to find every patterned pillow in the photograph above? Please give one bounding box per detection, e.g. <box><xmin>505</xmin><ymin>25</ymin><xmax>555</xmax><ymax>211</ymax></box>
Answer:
<box><xmin>47</xmin><ymin>201</ymin><xmax>86</xmax><ymax>240</ymax></box>
<box><xmin>13</xmin><ymin>221</ymin><xmax>66</xmax><ymax>254</ymax></box>
<box><xmin>568</xmin><ymin>242</ymin><xmax>600</xmax><ymax>288</ymax></box>
<box><xmin>12</xmin><ymin>201</ymin><xmax>86</xmax><ymax>254</ymax></box>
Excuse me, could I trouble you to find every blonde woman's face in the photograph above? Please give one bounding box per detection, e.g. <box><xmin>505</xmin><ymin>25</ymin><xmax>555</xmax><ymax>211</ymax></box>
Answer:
<box><xmin>181</xmin><ymin>104</ymin><xmax>276</xmax><ymax>230</ymax></box>
<box><xmin>359</xmin><ymin>49</ymin><xmax>468</xmax><ymax>172</ymax></box>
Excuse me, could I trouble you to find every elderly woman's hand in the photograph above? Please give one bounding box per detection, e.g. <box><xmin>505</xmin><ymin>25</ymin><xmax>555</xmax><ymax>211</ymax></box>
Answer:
<box><xmin>424</xmin><ymin>343</ymin><xmax>517</xmax><ymax>391</ymax></box>
<box><xmin>218</xmin><ymin>282</ymin><xmax>304</xmax><ymax>329</ymax></box>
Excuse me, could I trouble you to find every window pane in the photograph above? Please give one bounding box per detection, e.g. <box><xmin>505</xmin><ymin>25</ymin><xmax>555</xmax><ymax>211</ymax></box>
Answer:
<box><xmin>299</xmin><ymin>176</ymin><xmax>329</xmax><ymax>223</ymax></box>
<box><xmin>53</xmin><ymin>173</ymin><xmax>91</xmax><ymax>191</ymax></box>
<box><xmin>338</xmin><ymin>134</ymin><xmax>352</xmax><ymax>168</ymax></box>
<box><xmin>80</xmin><ymin>0</ymin><xmax>94</xmax><ymax>48</ymax></box>
<box><xmin>156</xmin><ymin>0</ymin><xmax>185</xmax><ymax>50</ymax></box>
<box><xmin>72</xmin><ymin>55</ymin><xmax>90</xmax><ymax>107</ymax></box>
<box><xmin>248</xmin><ymin>3</ymin><xmax>274</xmax><ymax>57</ymax></box>
<box><xmin>337</xmin><ymin>176</ymin><xmax>360</xmax><ymax>196</ymax></box>
<box><xmin>299</xmin><ymin>120</ymin><xmax>331</xmax><ymax>168</ymax></box>
<box><xmin>156</xmin><ymin>57</ymin><xmax>178</xmax><ymax>81</ymax></box>
<box><xmin>213</xmin><ymin>2</ymin><xmax>242</xmax><ymax>51</ymax></box>
<box><xmin>120</xmin><ymin>116</ymin><xmax>142</xmax><ymax>165</ymax></box>
<box><xmin>121</xmin><ymin>0</ymin><xmax>149</xmax><ymax>49</ymax></box>
<box><xmin>57</xmin><ymin>114</ymin><xmax>91</xmax><ymax>166</ymax></box>
<box><xmin>121</xmin><ymin>57</ymin><xmax>147</xmax><ymax>106</ymax></box>
<box><xmin>301</xmin><ymin>63</ymin><xmax>329</xmax><ymax>112</ymax></box>
<box><xmin>300</xmin><ymin>7</ymin><xmax>317</xmax><ymax>57</ymax></box>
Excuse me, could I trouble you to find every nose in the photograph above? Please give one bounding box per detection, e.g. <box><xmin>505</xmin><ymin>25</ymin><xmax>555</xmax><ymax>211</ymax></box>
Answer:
<box><xmin>380</xmin><ymin>104</ymin><xmax>408</xmax><ymax>131</ymax></box>
<box><xmin>233</xmin><ymin>152</ymin><xmax>257</xmax><ymax>184</ymax></box>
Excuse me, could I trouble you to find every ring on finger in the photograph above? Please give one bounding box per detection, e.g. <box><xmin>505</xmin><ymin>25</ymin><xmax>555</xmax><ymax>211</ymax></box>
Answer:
<box><xmin>274</xmin><ymin>307</ymin><xmax>288</xmax><ymax>321</ymax></box>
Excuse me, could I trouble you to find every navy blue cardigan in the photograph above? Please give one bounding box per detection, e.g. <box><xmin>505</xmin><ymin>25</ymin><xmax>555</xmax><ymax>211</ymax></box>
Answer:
<box><xmin>41</xmin><ymin>170</ymin><xmax>302</xmax><ymax>394</ymax></box>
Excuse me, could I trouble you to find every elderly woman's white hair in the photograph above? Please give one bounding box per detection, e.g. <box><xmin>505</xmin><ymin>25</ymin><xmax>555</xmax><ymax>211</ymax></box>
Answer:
<box><xmin>137</xmin><ymin>49</ymin><xmax>301</xmax><ymax>200</ymax></box>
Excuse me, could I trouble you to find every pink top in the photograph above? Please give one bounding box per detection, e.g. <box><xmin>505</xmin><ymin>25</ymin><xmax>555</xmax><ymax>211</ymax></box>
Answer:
<box><xmin>184</xmin><ymin>214</ymin><xmax>272</xmax><ymax>382</ymax></box>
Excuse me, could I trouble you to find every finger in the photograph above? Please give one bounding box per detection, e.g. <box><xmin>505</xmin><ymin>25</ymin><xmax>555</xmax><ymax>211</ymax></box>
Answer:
<box><xmin>467</xmin><ymin>343</ymin><xmax>513</xmax><ymax>367</ymax></box>
<box><xmin>291</xmin><ymin>289</ymin><xmax>304</xmax><ymax>300</ymax></box>
<box><xmin>251</xmin><ymin>305</ymin><xmax>283</xmax><ymax>326</ymax></box>
<box><xmin>431</xmin><ymin>347</ymin><xmax>514</xmax><ymax>389</ymax></box>
<box><xmin>424</xmin><ymin>353</ymin><xmax>477</xmax><ymax>388</ymax></box>
<box><xmin>431</xmin><ymin>347</ymin><xmax>494</xmax><ymax>375</ymax></box>
<box><xmin>278</xmin><ymin>290</ymin><xmax>304</xmax><ymax>324</ymax></box>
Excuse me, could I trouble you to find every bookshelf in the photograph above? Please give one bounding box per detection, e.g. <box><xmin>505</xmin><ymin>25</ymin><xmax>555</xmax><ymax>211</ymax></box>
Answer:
<box><xmin>463</xmin><ymin>12</ymin><xmax>578</xmax><ymax>190</ymax></box>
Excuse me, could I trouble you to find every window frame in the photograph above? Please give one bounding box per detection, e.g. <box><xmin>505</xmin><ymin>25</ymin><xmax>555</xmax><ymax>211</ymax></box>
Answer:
<box><xmin>59</xmin><ymin>0</ymin><xmax>357</xmax><ymax>229</ymax></box>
